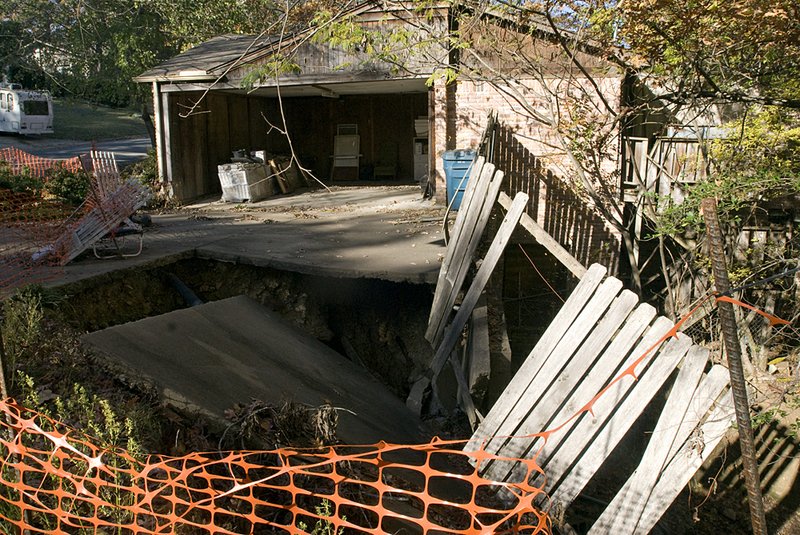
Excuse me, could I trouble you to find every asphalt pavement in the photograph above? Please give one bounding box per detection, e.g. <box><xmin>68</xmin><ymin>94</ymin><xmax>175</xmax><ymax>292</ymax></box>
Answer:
<box><xmin>0</xmin><ymin>134</ymin><xmax>151</xmax><ymax>168</ymax></box>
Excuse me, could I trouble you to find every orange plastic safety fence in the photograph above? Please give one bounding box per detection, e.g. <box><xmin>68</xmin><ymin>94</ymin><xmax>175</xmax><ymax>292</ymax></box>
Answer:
<box><xmin>0</xmin><ymin>189</ymin><xmax>72</xmax><ymax>297</ymax></box>
<box><xmin>0</xmin><ymin>400</ymin><xmax>551</xmax><ymax>534</ymax></box>
<box><xmin>0</xmin><ymin>147</ymin><xmax>87</xmax><ymax>294</ymax></box>
<box><xmin>0</xmin><ymin>147</ymin><xmax>83</xmax><ymax>179</ymax></box>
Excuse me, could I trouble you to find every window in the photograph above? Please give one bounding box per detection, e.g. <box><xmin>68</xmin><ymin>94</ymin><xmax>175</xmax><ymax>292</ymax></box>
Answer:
<box><xmin>0</xmin><ymin>93</ymin><xmax>6</xmax><ymax>111</ymax></box>
<box><xmin>22</xmin><ymin>100</ymin><xmax>49</xmax><ymax>116</ymax></box>
<box><xmin>7</xmin><ymin>94</ymin><xmax>13</xmax><ymax>109</ymax></box>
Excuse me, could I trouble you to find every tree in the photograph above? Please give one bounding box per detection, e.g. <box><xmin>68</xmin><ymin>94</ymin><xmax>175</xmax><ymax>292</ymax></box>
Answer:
<box><xmin>618</xmin><ymin>0</ymin><xmax>800</xmax><ymax>109</ymax></box>
<box><xmin>1</xmin><ymin>0</ymin><xmax>176</xmax><ymax>106</ymax></box>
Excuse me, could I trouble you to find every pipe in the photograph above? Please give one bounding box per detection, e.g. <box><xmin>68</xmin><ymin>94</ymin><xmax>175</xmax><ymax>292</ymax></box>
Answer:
<box><xmin>167</xmin><ymin>273</ymin><xmax>203</xmax><ymax>307</ymax></box>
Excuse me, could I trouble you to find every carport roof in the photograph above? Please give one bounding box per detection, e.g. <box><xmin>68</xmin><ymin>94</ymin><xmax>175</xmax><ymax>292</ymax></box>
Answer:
<box><xmin>135</xmin><ymin>34</ymin><xmax>277</xmax><ymax>82</ymax></box>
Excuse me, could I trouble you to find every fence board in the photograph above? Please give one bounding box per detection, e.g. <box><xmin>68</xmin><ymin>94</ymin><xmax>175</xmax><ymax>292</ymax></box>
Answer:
<box><xmin>637</xmin><ymin>388</ymin><xmax>735</xmax><ymax>532</ymax></box>
<box><xmin>488</xmin><ymin>302</ymin><xmax>659</xmax><ymax>486</ymax></box>
<box><xmin>429</xmin><ymin>164</ymin><xmax>504</xmax><ymax>347</ymax></box>
<box><xmin>473</xmin><ymin>276</ymin><xmax>624</xmax><ymax>460</ymax></box>
<box><xmin>88</xmin><ymin>150</ymin><xmax>121</xmax><ymax>202</ymax></box>
<box><xmin>545</xmin><ymin>333</ymin><xmax>693</xmax><ymax>505</ymax></box>
<box><xmin>426</xmin><ymin>158</ymin><xmax>491</xmax><ymax>342</ymax></box>
<box><xmin>497</xmin><ymin>191</ymin><xmax>586</xmax><ymax>278</ymax></box>
<box><xmin>467</xmin><ymin>263</ymin><xmax>607</xmax><ymax>452</ymax></box>
<box><xmin>429</xmin><ymin>190</ymin><xmax>527</xmax><ymax>379</ymax></box>
<box><xmin>591</xmin><ymin>345</ymin><xmax>709</xmax><ymax>533</ymax></box>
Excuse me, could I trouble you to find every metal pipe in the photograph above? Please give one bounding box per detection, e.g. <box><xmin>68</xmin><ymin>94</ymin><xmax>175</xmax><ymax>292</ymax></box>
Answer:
<box><xmin>167</xmin><ymin>273</ymin><xmax>203</xmax><ymax>307</ymax></box>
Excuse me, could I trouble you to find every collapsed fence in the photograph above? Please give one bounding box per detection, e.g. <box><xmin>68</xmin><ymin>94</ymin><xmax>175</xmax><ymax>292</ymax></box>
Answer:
<box><xmin>0</xmin><ymin>148</ymin><xmax>87</xmax><ymax>295</ymax></box>
<box><xmin>0</xmin><ymin>148</ymin><xmax>151</xmax><ymax>294</ymax></box>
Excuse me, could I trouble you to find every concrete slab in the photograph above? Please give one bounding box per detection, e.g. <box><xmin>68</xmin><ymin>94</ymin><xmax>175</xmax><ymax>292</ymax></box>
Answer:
<box><xmin>83</xmin><ymin>295</ymin><xmax>429</xmax><ymax>444</ymax></box>
<box><xmin>47</xmin><ymin>186</ymin><xmax>446</xmax><ymax>288</ymax></box>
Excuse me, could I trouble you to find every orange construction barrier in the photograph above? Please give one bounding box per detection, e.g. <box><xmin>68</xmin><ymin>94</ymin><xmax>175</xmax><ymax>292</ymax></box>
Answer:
<box><xmin>0</xmin><ymin>189</ymin><xmax>71</xmax><ymax>296</ymax></box>
<box><xmin>0</xmin><ymin>147</ymin><xmax>83</xmax><ymax>179</ymax></box>
<box><xmin>0</xmin><ymin>399</ymin><xmax>551</xmax><ymax>534</ymax></box>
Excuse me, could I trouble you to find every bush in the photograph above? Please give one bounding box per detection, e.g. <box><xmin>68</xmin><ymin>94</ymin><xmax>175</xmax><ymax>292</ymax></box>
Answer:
<box><xmin>0</xmin><ymin>161</ymin><xmax>43</xmax><ymax>195</ymax></box>
<box><xmin>43</xmin><ymin>164</ymin><xmax>92</xmax><ymax>206</ymax></box>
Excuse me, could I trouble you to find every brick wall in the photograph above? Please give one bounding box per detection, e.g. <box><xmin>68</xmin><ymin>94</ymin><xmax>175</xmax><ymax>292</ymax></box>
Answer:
<box><xmin>432</xmin><ymin>77</ymin><xmax>623</xmax><ymax>272</ymax></box>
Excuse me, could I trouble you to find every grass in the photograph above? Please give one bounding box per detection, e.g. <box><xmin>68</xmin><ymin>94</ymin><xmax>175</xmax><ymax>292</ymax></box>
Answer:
<box><xmin>52</xmin><ymin>99</ymin><xmax>148</xmax><ymax>141</ymax></box>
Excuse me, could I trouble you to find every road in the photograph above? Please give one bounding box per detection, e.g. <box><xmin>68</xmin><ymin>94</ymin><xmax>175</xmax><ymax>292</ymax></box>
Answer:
<box><xmin>0</xmin><ymin>134</ymin><xmax>152</xmax><ymax>168</ymax></box>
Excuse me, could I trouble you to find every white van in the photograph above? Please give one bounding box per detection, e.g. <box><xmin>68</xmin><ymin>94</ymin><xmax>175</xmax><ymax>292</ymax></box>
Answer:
<box><xmin>0</xmin><ymin>83</ymin><xmax>54</xmax><ymax>135</ymax></box>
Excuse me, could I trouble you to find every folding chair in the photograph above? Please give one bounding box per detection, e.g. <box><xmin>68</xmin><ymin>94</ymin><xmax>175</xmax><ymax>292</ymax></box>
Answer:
<box><xmin>33</xmin><ymin>151</ymin><xmax>151</xmax><ymax>265</ymax></box>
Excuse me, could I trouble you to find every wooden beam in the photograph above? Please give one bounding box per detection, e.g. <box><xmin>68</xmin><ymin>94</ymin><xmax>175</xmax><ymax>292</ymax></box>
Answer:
<box><xmin>429</xmin><ymin>191</ymin><xmax>529</xmax><ymax>380</ymax></box>
<box><xmin>465</xmin><ymin>300</ymin><xmax>491</xmax><ymax>404</ymax></box>
<box><xmin>426</xmin><ymin>158</ymin><xmax>490</xmax><ymax>342</ymax></box>
<box><xmin>497</xmin><ymin>191</ymin><xmax>586</xmax><ymax>278</ymax></box>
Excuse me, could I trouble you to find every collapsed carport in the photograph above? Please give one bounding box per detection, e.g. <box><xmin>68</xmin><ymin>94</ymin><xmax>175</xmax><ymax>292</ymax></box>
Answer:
<box><xmin>135</xmin><ymin>5</ymin><xmax>446</xmax><ymax>202</ymax></box>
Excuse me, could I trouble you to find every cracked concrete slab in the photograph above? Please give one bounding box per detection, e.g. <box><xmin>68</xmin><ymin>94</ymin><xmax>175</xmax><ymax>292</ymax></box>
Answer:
<box><xmin>47</xmin><ymin>185</ymin><xmax>447</xmax><ymax>288</ymax></box>
<box><xmin>84</xmin><ymin>295</ymin><xmax>430</xmax><ymax>444</ymax></box>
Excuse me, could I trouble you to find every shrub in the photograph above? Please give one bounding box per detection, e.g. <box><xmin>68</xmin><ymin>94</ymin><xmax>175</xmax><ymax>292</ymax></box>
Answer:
<box><xmin>0</xmin><ymin>161</ymin><xmax>43</xmax><ymax>195</ymax></box>
<box><xmin>43</xmin><ymin>164</ymin><xmax>92</xmax><ymax>206</ymax></box>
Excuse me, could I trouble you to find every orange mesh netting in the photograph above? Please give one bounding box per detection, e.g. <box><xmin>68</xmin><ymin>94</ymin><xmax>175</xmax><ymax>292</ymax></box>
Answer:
<box><xmin>0</xmin><ymin>147</ymin><xmax>88</xmax><ymax>293</ymax></box>
<box><xmin>0</xmin><ymin>190</ymin><xmax>71</xmax><ymax>297</ymax></box>
<box><xmin>0</xmin><ymin>399</ymin><xmax>551</xmax><ymax>534</ymax></box>
<box><xmin>0</xmin><ymin>147</ymin><xmax>83</xmax><ymax>179</ymax></box>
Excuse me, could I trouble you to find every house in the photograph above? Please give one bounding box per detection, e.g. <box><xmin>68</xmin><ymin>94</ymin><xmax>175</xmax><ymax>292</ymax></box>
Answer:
<box><xmin>136</xmin><ymin>1</ymin><xmax>624</xmax><ymax>215</ymax></box>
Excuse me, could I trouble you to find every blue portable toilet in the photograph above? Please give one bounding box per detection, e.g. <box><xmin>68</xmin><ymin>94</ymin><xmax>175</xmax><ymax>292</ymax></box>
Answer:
<box><xmin>443</xmin><ymin>149</ymin><xmax>477</xmax><ymax>210</ymax></box>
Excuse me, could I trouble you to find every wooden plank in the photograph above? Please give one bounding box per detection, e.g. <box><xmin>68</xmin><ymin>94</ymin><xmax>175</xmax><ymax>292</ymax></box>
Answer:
<box><xmin>479</xmin><ymin>300</ymin><xmax>659</xmax><ymax>486</ymax></box>
<box><xmin>89</xmin><ymin>150</ymin><xmax>121</xmax><ymax>201</ymax></box>
<box><xmin>664</xmin><ymin>363</ymin><xmax>730</xmax><ymax>462</ymax></box>
<box><xmin>545</xmin><ymin>332</ymin><xmax>693</xmax><ymax>506</ymax></box>
<box><xmin>497</xmin><ymin>191</ymin><xmax>587</xmax><ymax>278</ymax></box>
<box><xmin>409</xmin><ymin>186</ymin><xmax>523</xmax><ymax>417</ymax></box>
<box><xmin>55</xmin><ymin>180</ymin><xmax>151</xmax><ymax>264</ymax></box>
<box><xmin>465</xmin><ymin>301</ymin><xmax>491</xmax><ymax>402</ymax></box>
<box><xmin>425</xmin><ymin>157</ymin><xmax>487</xmax><ymax>336</ymax></box>
<box><xmin>537</xmin><ymin>303</ymin><xmax>658</xmax><ymax>440</ymax></box>
<box><xmin>268</xmin><ymin>159</ymin><xmax>291</xmax><ymax>193</ymax></box>
<box><xmin>161</xmin><ymin>92</ymin><xmax>175</xmax><ymax>190</ymax></box>
<box><xmin>467</xmin><ymin>263</ymin><xmax>607</xmax><ymax>452</ymax></box>
<box><xmin>429</xmin><ymin>167</ymin><xmax>506</xmax><ymax>347</ymax></box>
<box><xmin>450</xmin><ymin>351</ymin><xmax>479</xmax><ymax>429</ymax></box>
<box><xmin>428</xmin><ymin>191</ymin><xmax>529</xmax><ymax>380</ymax></box>
<box><xmin>637</xmin><ymin>389</ymin><xmax>735</xmax><ymax>533</ymax></box>
<box><xmin>480</xmin><ymin>282</ymin><xmax>632</xmax><ymax>466</ymax></box>
<box><xmin>591</xmin><ymin>345</ymin><xmax>709</xmax><ymax>533</ymax></box>
<box><xmin>426</xmin><ymin>161</ymin><xmax>494</xmax><ymax>343</ymax></box>
<box><xmin>476</xmin><ymin>282</ymin><xmax>632</xmax><ymax>485</ymax></box>
<box><xmin>470</xmin><ymin>273</ymin><xmax>621</xmax><ymax>455</ymax></box>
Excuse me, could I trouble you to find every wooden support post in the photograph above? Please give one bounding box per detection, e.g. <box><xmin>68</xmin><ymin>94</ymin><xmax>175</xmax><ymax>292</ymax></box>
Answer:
<box><xmin>497</xmin><ymin>192</ymin><xmax>586</xmax><ymax>278</ymax></box>
<box><xmin>702</xmin><ymin>197</ymin><xmax>767</xmax><ymax>535</ymax></box>
<box><xmin>429</xmin><ymin>192</ymin><xmax>529</xmax><ymax>379</ymax></box>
